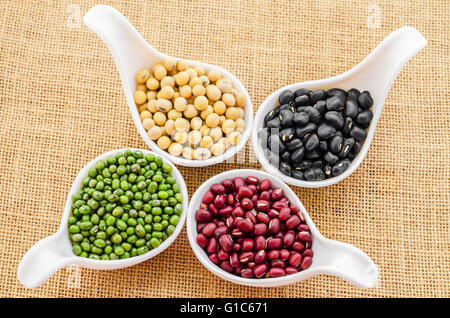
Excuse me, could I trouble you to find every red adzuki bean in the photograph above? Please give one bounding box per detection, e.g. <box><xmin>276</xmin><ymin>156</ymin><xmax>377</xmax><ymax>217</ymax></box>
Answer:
<box><xmin>214</xmin><ymin>194</ymin><xmax>226</xmax><ymax>209</ymax></box>
<box><xmin>196</xmin><ymin>233</ymin><xmax>208</xmax><ymax>248</ymax></box>
<box><xmin>253</xmin><ymin>223</ymin><xmax>267</xmax><ymax>235</ymax></box>
<box><xmin>218</xmin><ymin>205</ymin><xmax>233</xmax><ymax>217</ymax></box>
<box><xmin>240</xmin><ymin>198</ymin><xmax>253</xmax><ymax>210</ymax></box>
<box><xmin>238</xmin><ymin>186</ymin><xmax>253</xmax><ymax>198</ymax></box>
<box><xmin>269</xmin><ymin>267</ymin><xmax>285</xmax><ymax>277</ymax></box>
<box><xmin>218</xmin><ymin>249</ymin><xmax>229</xmax><ymax>260</ymax></box>
<box><xmin>279</xmin><ymin>207</ymin><xmax>291</xmax><ymax>221</ymax></box>
<box><xmin>222</xmin><ymin>179</ymin><xmax>234</xmax><ymax>192</ymax></box>
<box><xmin>195</xmin><ymin>209</ymin><xmax>211</xmax><ymax>222</ymax></box>
<box><xmin>202</xmin><ymin>222</ymin><xmax>217</xmax><ymax>237</ymax></box>
<box><xmin>210</xmin><ymin>183</ymin><xmax>226</xmax><ymax>194</ymax></box>
<box><xmin>259</xmin><ymin>179</ymin><xmax>271</xmax><ymax>191</ymax></box>
<box><xmin>254</xmin><ymin>250</ymin><xmax>266</xmax><ymax>263</ymax></box>
<box><xmin>242</xmin><ymin>238</ymin><xmax>254</xmax><ymax>251</ymax></box>
<box><xmin>209</xmin><ymin>253</ymin><xmax>220</xmax><ymax>265</ymax></box>
<box><xmin>253</xmin><ymin>264</ymin><xmax>267</xmax><ymax>278</ymax></box>
<box><xmin>232</xmin><ymin>206</ymin><xmax>245</xmax><ymax>218</ymax></box>
<box><xmin>220</xmin><ymin>261</ymin><xmax>233</xmax><ymax>272</ymax></box>
<box><xmin>202</xmin><ymin>191</ymin><xmax>214</xmax><ymax>204</ymax></box>
<box><xmin>300</xmin><ymin>256</ymin><xmax>312</xmax><ymax>270</ymax></box>
<box><xmin>255</xmin><ymin>200</ymin><xmax>270</xmax><ymax>212</ymax></box>
<box><xmin>196</xmin><ymin>176</ymin><xmax>313</xmax><ymax>279</ymax></box>
<box><xmin>271</xmin><ymin>188</ymin><xmax>284</xmax><ymax>201</ymax></box>
<box><xmin>229</xmin><ymin>252</ymin><xmax>240</xmax><ymax>267</ymax></box>
<box><xmin>219</xmin><ymin>234</ymin><xmax>233</xmax><ymax>252</ymax></box>
<box><xmin>233</xmin><ymin>177</ymin><xmax>245</xmax><ymax>190</ymax></box>
<box><xmin>246</xmin><ymin>176</ymin><xmax>259</xmax><ymax>185</ymax></box>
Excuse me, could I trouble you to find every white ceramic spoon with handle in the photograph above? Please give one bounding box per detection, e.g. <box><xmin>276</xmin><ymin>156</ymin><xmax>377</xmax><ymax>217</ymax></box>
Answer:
<box><xmin>83</xmin><ymin>5</ymin><xmax>253</xmax><ymax>167</ymax></box>
<box><xmin>187</xmin><ymin>169</ymin><xmax>378</xmax><ymax>288</ymax></box>
<box><xmin>252</xmin><ymin>27</ymin><xmax>426</xmax><ymax>187</ymax></box>
<box><xmin>17</xmin><ymin>149</ymin><xmax>189</xmax><ymax>288</ymax></box>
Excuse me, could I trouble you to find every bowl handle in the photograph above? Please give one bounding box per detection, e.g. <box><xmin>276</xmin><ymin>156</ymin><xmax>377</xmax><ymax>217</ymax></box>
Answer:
<box><xmin>313</xmin><ymin>237</ymin><xmax>378</xmax><ymax>289</ymax></box>
<box><xmin>83</xmin><ymin>5</ymin><xmax>160</xmax><ymax>75</ymax></box>
<box><xmin>17</xmin><ymin>232</ymin><xmax>76</xmax><ymax>288</ymax></box>
<box><xmin>345</xmin><ymin>27</ymin><xmax>427</xmax><ymax>99</ymax></box>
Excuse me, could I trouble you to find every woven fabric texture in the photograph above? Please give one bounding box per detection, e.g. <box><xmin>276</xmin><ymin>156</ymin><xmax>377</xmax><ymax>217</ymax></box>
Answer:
<box><xmin>0</xmin><ymin>0</ymin><xmax>448</xmax><ymax>297</ymax></box>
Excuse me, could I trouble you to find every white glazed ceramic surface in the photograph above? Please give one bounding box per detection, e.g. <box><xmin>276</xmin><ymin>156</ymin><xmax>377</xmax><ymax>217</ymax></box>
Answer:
<box><xmin>17</xmin><ymin>148</ymin><xmax>189</xmax><ymax>288</ymax></box>
<box><xmin>252</xmin><ymin>27</ymin><xmax>427</xmax><ymax>188</ymax></box>
<box><xmin>83</xmin><ymin>5</ymin><xmax>253</xmax><ymax>167</ymax></box>
<box><xmin>186</xmin><ymin>169</ymin><xmax>378</xmax><ymax>288</ymax></box>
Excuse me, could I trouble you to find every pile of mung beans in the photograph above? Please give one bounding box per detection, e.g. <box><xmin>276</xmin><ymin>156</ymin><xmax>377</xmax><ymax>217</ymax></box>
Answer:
<box><xmin>259</xmin><ymin>88</ymin><xmax>374</xmax><ymax>181</ymax></box>
<box><xmin>68</xmin><ymin>150</ymin><xmax>183</xmax><ymax>260</ymax></box>
<box><xmin>195</xmin><ymin>176</ymin><xmax>313</xmax><ymax>278</ymax></box>
<box><xmin>134</xmin><ymin>58</ymin><xmax>246</xmax><ymax>160</ymax></box>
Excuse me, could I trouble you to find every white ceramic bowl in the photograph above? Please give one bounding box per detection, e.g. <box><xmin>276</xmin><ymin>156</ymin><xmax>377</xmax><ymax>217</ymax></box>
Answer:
<box><xmin>18</xmin><ymin>148</ymin><xmax>189</xmax><ymax>288</ymax></box>
<box><xmin>186</xmin><ymin>169</ymin><xmax>378</xmax><ymax>288</ymax></box>
<box><xmin>84</xmin><ymin>5</ymin><xmax>253</xmax><ymax>167</ymax></box>
<box><xmin>252</xmin><ymin>27</ymin><xmax>426</xmax><ymax>187</ymax></box>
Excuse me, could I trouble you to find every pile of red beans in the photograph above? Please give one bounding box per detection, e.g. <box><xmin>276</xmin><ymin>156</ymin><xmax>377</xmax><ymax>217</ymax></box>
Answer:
<box><xmin>195</xmin><ymin>176</ymin><xmax>313</xmax><ymax>278</ymax></box>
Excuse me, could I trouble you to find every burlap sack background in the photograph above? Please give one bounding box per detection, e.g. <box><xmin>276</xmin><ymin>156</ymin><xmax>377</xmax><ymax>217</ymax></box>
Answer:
<box><xmin>0</xmin><ymin>0</ymin><xmax>448</xmax><ymax>297</ymax></box>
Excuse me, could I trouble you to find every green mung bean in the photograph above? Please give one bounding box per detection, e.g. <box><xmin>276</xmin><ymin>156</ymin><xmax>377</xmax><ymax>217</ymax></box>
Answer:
<box><xmin>68</xmin><ymin>151</ymin><xmax>182</xmax><ymax>260</ymax></box>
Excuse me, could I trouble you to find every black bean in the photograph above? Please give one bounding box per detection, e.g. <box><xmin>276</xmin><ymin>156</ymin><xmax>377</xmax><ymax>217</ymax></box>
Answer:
<box><xmin>264</xmin><ymin>109</ymin><xmax>278</xmax><ymax>123</ymax></box>
<box><xmin>352</xmin><ymin>141</ymin><xmax>362</xmax><ymax>154</ymax></box>
<box><xmin>268</xmin><ymin>135</ymin><xmax>286</xmax><ymax>153</ymax></box>
<box><xmin>328</xmin><ymin>135</ymin><xmax>343</xmax><ymax>154</ymax></box>
<box><xmin>331</xmin><ymin>159</ymin><xmax>351</xmax><ymax>176</ymax></box>
<box><xmin>305</xmin><ymin>149</ymin><xmax>321</xmax><ymax>160</ymax></box>
<box><xmin>347</xmin><ymin>88</ymin><xmax>360</xmax><ymax>101</ymax></box>
<box><xmin>279</xmin><ymin>109</ymin><xmax>294</xmax><ymax>127</ymax></box>
<box><xmin>304</xmin><ymin>168</ymin><xmax>326</xmax><ymax>181</ymax></box>
<box><xmin>355</xmin><ymin>109</ymin><xmax>373</xmax><ymax>126</ymax></box>
<box><xmin>323</xmin><ymin>151</ymin><xmax>339</xmax><ymax>164</ymax></box>
<box><xmin>291</xmin><ymin>170</ymin><xmax>305</xmax><ymax>180</ymax></box>
<box><xmin>338</xmin><ymin>138</ymin><xmax>355</xmax><ymax>158</ymax></box>
<box><xmin>318</xmin><ymin>141</ymin><xmax>328</xmax><ymax>153</ymax></box>
<box><xmin>295</xmin><ymin>123</ymin><xmax>317</xmax><ymax>139</ymax></box>
<box><xmin>258</xmin><ymin>127</ymin><xmax>270</xmax><ymax>149</ymax></box>
<box><xmin>278</xmin><ymin>90</ymin><xmax>295</xmax><ymax>105</ymax></box>
<box><xmin>267</xmin><ymin>117</ymin><xmax>281</xmax><ymax>128</ymax></box>
<box><xmin>296</xmin><ymin>160</ymin><xmax>312</xmax><ymax>170</ymax></box>
<box><xmin>314</xmin><ymin>100</ymin><xmax>327</xmax><ymax>114</ymax></box>
<box><xmin>317</xmin><ymin>123</ymin><xmax>336</xmax><ymax>140</ymax></box>
<box><xmin>326</xmin><ymin>95</ymin><xmax>345</xmax><ymax>111</ymax></box>
<box><xmin>358</xmin><ymin>91</ymin><xmax>373</xmax><ymax>109</ymax></box>
<box><xmin>343</xmin><ymin>117</ymin><xmax>353</xmax><ymax>134</ymax></box>
<box><xmin>296</xmin><ymin>106</ymin><xmax>307</xmax><ymax>113</ymax></box>
<box><xmin>344</xmin><ymin>99</ymin><xmax>358</xmax><ymax>118</ymax></box>
<box><xmin>279</xmin><ymin>161</ymin><xmax>292</xmax><ymax>176</ymax></box>
<box><xmin>281</xmin><ymin>151</ymin><xmax>291</xmax><ymax>163</ymax></box>
<box><xmin>303</xmin><ymin>106</ymin><xmax>321</xmax><ymax>124</ymax></box>
<box><xmin>312</xmin><ymin>160</ymin><xmax>325</xmax><ymax>169</ymax></box>
<box><xmin>279</xmin><ymin>103</ymin><xmax>294</xmax><ymax>112</ymax></box>
<box><xmin>290</xmin><ymin>146</ymin><xmax>305</xmax><ymax>163</ymax></box>
<box><xmin>286</xmin><ymin>138</ymin><xmax>302</xmax><ymax>151</ymax></box>
<box><xmin>305</xmin><ymin>133</ymin><xmax>319</xmax><ymax>151</ymax></box>
<box><xmin>349</xmin><ymin>125</ymin><xmax>367</xmax><ymax>141</ymax></box>
<box><xmin>295</xmin><ymin>88</ymin><xmax>310</xmax><ymax>97</ymax></box>
<box><xmin>309</xmin><ymin>89</ymin><xmax>327</xmax><ymax>104</ymax></box>
<box><xmin>279</xmin><ymin>128</ymin><xmax>295</xmax><ymax>142</ymax></box>
<box><xmin>324</xmin><ymin>164</ymin><xmax>332</xmax><ymax>177</ymax></box>
<box><xmin>264</xmin><ymin>87</ymin><xmax>374</xmax><ymax>181</ymax></box>
<box><xmin>324</xmin><ymin>111</ymin><xmax>344</xmax><ymax>129</ymax></box>
<box><xmin>293</xmin><ymin>112</ymin><xmax>310</xmax><ymax>126</ymax></box>
<box><xmin>327</xmin><ymin>88</ymin><xmax>346</xmax><ymax>99</ymax></box>
<box><xmin>294</xmin><ymin>95</ymin><xmax>310</xmax><ymax>107</ymax></box>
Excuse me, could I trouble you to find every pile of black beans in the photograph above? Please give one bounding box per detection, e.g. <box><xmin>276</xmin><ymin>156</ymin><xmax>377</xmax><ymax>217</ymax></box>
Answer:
<box><xmin>258</xmin><ymin>88</ymin><xmax>373</xmax><ymax>181</ymax></box>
